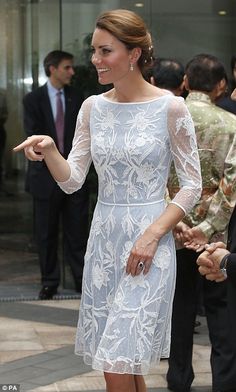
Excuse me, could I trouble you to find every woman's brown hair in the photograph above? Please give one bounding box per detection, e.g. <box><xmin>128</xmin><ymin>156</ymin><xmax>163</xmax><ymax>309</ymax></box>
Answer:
<box><xmin>95</xmin><ymin>9</ymin><xmax>153</xmax><ymax>73</ymax></box>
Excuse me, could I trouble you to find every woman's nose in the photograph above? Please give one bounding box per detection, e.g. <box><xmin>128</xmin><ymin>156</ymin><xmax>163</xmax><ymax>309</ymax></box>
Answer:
<box><xmin>92</xmin><ymin>53</ymin><xmax>101</xmax><ymax>65</ymax></box>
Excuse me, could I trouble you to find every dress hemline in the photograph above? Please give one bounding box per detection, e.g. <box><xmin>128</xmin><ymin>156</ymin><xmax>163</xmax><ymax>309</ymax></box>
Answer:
<box><xmin>74</xmin><ymin>350</ymin><xmax>170</xmax><ymax>375</ymax></box>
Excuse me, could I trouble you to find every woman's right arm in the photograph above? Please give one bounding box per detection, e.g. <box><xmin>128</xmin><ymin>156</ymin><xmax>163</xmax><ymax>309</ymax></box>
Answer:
<box><xmin>14</xmin><ymin>134</ymin><xmax>71</xmax><ymax>182</ymax></box>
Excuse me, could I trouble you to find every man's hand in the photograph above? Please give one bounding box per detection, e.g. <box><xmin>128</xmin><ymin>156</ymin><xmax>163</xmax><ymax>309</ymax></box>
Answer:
<box><xmin>196</xmin><ymin>242</ymin><xmax>229</xmax><ymax>282</ymax></box>
<box><xmin>205</xmin><ymin>241</ymin><xmax>226</xmax><ymax>253</ymax></box>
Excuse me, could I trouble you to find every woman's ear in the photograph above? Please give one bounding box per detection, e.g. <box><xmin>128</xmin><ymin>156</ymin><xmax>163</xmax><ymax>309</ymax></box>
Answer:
<box><xmin>215</xmin><ymin>78</ymin><xmax>226</xmax><ymax>98</ymax></box>
<box><xmin>129</xmin><ymin>47</ymin><xmax>142</xmax><ymax>64</ymax></box>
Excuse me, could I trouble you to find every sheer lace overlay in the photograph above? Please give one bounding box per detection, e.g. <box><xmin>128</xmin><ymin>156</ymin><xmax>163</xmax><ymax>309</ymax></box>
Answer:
<box><xmin>58</xmin><ymin>94</ymin><xmax>201</xmax><ymax>375</ymax></box>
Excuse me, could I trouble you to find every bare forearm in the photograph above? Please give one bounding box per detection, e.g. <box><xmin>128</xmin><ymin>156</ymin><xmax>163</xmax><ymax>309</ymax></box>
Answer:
<box><xmin>147</xmin><ymin>203</ymin><xmax>185</xmax><ymax>240</ymax></box>
<box><xmin>44</xmin><ymin>148</ymin><xmax>71</xmax><ymax>182</ymax></box>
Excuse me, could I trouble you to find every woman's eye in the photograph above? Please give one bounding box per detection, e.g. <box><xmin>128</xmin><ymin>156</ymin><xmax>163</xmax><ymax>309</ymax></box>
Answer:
<box><xmin>90</xmin><ymin>47</ymin><xmax>111</xmax><ymax>58</ymax></box>
<box><xmin>102</xmin><ymin>48</ymin><xmax>111</xmax><ymax>54</ymax></box>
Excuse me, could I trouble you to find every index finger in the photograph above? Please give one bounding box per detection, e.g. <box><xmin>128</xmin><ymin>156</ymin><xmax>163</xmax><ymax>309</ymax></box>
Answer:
<box><xmin>13</xmin><ymin>136</ymin><xmax>44</xmax><ymax>152</ymax></box>
<box><xmin>13</xmin><ymin>139</ymin><xmax>32</xmax><ymax>152</ymax></box>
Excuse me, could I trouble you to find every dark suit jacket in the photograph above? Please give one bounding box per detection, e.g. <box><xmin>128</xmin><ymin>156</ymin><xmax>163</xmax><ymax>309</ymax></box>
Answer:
<box><xmin>224</xmin><ymin>205</ymin><xmax>236</xmax><ymax>361</ymax></box>
<box><xmin>23</xmin><ymin>84</ymin><xmax>84</xmax><ymax>199</ymax></box>
<box><xmin>216</xmin><ymin>96</ymin><xmax>236</xmax><ymax>115</ymax></box>
<box><xmin>226</xmin><ymin>205</ymin><xmax>236</xmax><ymax>286</ymax></box>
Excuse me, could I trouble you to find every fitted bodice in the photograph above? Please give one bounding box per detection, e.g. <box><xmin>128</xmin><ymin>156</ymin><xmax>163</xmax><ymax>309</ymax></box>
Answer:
<box><xmin>91</xmin><ymin>96</ymin><xmax>173</xmax><ymax>205</ymax></box>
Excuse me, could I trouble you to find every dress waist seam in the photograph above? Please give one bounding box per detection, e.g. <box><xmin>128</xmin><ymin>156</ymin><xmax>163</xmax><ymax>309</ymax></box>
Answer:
<box><xmin>97</xmin><ymin>198</ymin><xmax>164</xmax><ymax>207</ymax></box>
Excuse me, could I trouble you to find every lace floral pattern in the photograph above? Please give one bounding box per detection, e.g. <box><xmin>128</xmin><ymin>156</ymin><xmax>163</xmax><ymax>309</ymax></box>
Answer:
<box><xmin>58</xmin><ymin>94</ymin><xmax>201</xmax><ymax>375</ymax></box>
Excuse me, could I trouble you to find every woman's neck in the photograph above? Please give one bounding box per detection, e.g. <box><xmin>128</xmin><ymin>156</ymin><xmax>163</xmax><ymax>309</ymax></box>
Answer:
<box><xmin>105</xmin><ymin>78</ymin><xmax>164</xmax><ymax>103</ymax></box>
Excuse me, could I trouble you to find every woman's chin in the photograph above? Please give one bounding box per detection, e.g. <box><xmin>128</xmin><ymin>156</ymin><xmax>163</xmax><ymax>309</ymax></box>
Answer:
<box><xmin>98</xmin><ymin>78</ymin><xmax>111</xmax><ymax>86</ymax></box>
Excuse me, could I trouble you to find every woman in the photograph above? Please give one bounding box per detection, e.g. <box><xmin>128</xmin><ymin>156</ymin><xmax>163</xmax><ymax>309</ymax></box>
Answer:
<box><xmin>14</xmin><ymin>9</ymin><xmax>202</xmax><ymax>392</ymax></box>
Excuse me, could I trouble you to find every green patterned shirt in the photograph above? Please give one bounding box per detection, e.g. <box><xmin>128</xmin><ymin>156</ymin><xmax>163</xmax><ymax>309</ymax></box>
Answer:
<box><xmin>168</xmin><ymin>91</ymin><xmax>236</xmax><ymax>241</ymax></box>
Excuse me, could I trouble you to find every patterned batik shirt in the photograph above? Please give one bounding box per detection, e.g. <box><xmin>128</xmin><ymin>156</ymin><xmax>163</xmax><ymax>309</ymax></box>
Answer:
<box><xmin>168</xmin><ymin>91</ymin><xmax>236</xmax><ymax>242</ymax></box>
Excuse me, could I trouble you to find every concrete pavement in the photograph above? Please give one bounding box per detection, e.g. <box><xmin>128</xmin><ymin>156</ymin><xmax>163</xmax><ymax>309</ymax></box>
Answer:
<box><xmin>0</xmin><ymin>300</ymin><xmax>212</xmax><ymax>392</ymax></box>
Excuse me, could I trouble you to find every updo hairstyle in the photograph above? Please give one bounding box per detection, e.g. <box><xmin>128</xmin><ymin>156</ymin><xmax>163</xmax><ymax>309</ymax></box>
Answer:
<box><xmin>95</xmin><ymin>9</ymin><xmax>154</xmax><ymax>73</ymax></box>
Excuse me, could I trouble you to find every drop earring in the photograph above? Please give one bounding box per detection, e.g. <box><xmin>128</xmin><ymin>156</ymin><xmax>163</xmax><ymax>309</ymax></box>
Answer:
<box><xmin>130</xmin><ymin>63</ymin><xmax>134</xmax><ymax>71</ymax></box>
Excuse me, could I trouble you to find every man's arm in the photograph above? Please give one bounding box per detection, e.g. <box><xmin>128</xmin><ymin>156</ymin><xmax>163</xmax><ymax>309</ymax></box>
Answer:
<box><xmin>184</xmin><ymin>132</ymin><xmax>236</xmax><ymax>250</ymax></box>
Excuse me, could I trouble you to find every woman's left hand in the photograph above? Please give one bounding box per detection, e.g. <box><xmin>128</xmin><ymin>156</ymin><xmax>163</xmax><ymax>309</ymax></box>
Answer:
<box><xmin>126</xmin><ymin>229</ymin><xmax>159</xmax><ymax>276</ymax></box>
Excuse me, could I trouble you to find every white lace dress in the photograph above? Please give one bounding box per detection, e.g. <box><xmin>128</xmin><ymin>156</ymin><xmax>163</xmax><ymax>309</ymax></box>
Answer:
<box><xmin>58</xmin><ymin>93</ymin><xmax>202</xmax><ymax>375</ymax></box>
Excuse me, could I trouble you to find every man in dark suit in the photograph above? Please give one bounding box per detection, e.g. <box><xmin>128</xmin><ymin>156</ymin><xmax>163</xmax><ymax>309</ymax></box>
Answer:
<box><xmin>196</xmin><ymin>205</ymin><xmax>236</xmax><ymax>392</ymax></box>
<box><xmin>23</xmin><ymin>50</ymin><xmax>89</xmax><ymax>299</ymax></box>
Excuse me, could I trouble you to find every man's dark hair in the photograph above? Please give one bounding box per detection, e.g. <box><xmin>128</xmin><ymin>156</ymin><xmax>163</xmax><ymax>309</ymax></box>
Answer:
<box><xmin>43</xmin><ymin>50</ymin><xmax>74</xmax><ymax>77</ymax></box>
<box><xmin>151</xmin><ymin>58</ymin><xmax>184</xmax><ymax>90</ymax></box>
<box><xmin>185</xmin><ymin>54</ymin><xmax>227</xmax><ymax>92</ymax></box>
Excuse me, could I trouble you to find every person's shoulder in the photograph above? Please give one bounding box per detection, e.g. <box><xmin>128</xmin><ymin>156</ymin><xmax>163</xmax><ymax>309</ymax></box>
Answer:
<box><xmin>151</xmin><ymin>87</ymin><xmax>183</xmax><ymax>104</ymax></box>
<box><xmin>83</xmin><ymin>94</ymin><xmax>98</xmax><ymax>104</ymax></box>
<box><xmin>23</xmin><ymin>85</ymin><xmax>47</xmax><ymax>107</ymax></box>
<box><xmin>164</xmin><ymin>94</ymin><xmax>186</xmax><ymax>113</ymax></box>
<box><xmin>186</xmin><ymin>94</ymin><xmax>214</xmax><ymax>117</ymax></box>
<box><xmin>165</xmin><ymin>94</ymin><xmax>184</xmax><ymax>103</ymax></box>
<box><xmin>24</xmin><ymin>84</ymin><xmax>46</xmax><ymax>100</ymax></box>
<box><xmin>143</xmin><ymin>88</ymin><xmax>185</xmax><ymax>112</ymax></box>
<box><xmin>79</xmin><ymin>95</ymin><xmax>98</xmax><ymax>113</ymax></box>
<box><xmin>188</xmin><ymin>96</ymin><xmax>236</xmax><ymax>130</ymax></box>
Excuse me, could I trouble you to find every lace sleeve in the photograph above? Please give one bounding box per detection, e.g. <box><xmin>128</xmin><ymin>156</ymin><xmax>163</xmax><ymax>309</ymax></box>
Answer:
<box><xmin>167</xmin><ymin>97</ymin><xmax>202</xmax><ymax>214</ymax></box>
<box><xmin>57</xmin><ymin>96</ymin><xmax>94</xmax><ymax>194</ymax></box>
